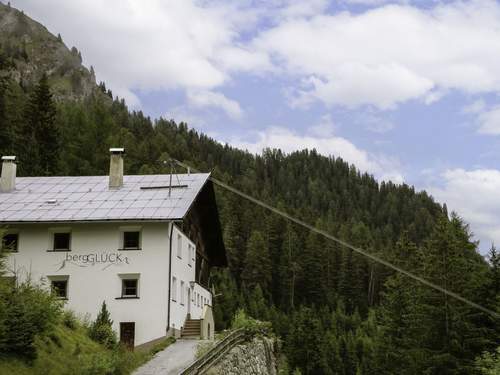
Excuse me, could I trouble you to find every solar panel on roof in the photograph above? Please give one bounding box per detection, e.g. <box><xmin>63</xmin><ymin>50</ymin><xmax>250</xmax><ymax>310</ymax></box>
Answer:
<box><xmin>0</xmin><ymin>173</ymin><xmax>210</xmax><ymax>222</ymax></box>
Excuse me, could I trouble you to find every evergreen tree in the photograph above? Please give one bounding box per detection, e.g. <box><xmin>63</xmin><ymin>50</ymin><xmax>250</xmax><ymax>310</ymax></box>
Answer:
<box><xmin>22</xmin><ymin>73</ymin><xmax>58</xmax><ymax>175</ymax></box>
<box><xmin>241</xmin><ymin>231</ymin><xmax>272</xmax><ymax>296</ymax></box>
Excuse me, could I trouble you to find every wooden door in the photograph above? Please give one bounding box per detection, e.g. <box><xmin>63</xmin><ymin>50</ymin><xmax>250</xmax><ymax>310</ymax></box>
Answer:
<box><xmin>120</xmin><ymin>322</ymin><xmax>135</xmax><ymax>349</ymax></box>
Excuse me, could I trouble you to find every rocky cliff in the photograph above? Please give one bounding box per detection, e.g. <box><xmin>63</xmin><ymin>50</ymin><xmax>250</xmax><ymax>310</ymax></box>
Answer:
<box><xmin>0</xmin><ymin>1</ymin><xmax>98</xmax><ymax>101</ymax></box>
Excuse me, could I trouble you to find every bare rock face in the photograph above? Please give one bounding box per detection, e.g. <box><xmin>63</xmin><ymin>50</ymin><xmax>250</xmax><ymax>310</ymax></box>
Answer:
<box><xmin>207</xmin><ymin>336</ymin><xmax>278</xmax><ymax>375</ymax></box>
<box><xmin>0</xmin><ymin>1</ymin><xmax>98</xmax><ymax>101</ymax></box>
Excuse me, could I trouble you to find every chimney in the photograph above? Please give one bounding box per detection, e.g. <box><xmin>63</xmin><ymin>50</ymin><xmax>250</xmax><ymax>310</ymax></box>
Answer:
<box><xmin>1</xmin><ymin>156</ymin><xmax>17</xmax><ymax>193</ymax></box>
<box><xmin>109</xmin><ymin>148</ymin><xmax>124</xmax><ymax>189</ymax></box>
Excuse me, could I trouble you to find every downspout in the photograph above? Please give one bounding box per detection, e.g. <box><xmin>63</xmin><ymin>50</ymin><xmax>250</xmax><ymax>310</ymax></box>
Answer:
<box><xmin>166</xmin><ymin>221</ymin><xmax>174</xmax><ymax>333</ymax></box>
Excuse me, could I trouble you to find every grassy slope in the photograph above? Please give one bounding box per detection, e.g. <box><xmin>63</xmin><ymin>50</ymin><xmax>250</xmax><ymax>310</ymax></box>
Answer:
<box><xmin>0</xmin><ymin>323</ymin><xmax>175</xmax><ymax>375</ymax></box>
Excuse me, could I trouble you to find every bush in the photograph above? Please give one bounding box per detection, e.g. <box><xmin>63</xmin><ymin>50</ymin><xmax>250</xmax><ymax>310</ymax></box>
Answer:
<box><xmin>62</xmin><ymin>310</ymin><xmax>78</xmax><ymax>330</ymax></box>
<box><xmin>475</xmin><ymin>347</ymin><xmax>500</xmax><ymax>375</ymax></box>
<box><xmin>0</xmin><ymin>281</ymin><xmax>62</xmax><ymax>359</ymax></box>
<box><xmin>231</xmin><ymin>309</ymin><xmax>272</xmax><ymax>335</ymax></box>
<box><xmin>88</xmin><ymin>301</ymin><xmax>117</xmax><ymax>349</ymax></box>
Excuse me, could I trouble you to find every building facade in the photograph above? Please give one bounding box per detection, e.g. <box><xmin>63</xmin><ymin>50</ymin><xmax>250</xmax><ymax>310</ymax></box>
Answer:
<box><xmin>0</xmin><ymin>150</ymin><xmax>226</xmax><ymax>348</ymax></box>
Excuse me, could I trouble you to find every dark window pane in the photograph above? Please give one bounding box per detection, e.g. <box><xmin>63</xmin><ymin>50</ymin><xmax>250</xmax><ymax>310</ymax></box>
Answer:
<box><xmin>122</xmin><ymin>279</ymin><xmax>138</xmax><ymax>297</ymax></box>
<box><xmin>53</xmin><ymin>233</ymin><xmax>70</xmax><ymax>250</ymax></box>
<box><xmin>2</xmin><ymin>233</ymin><xmax>18</xmax><ymax>252</ymax></box>
<box><xmin>52</xmin><ymin>280</ymin><xmax>68</xmax><ymax>298</ymax></box>
<box><xmin>123</xmin><ymin>232</ymin><xmax>140</xmax><ymax>249</ymax></box>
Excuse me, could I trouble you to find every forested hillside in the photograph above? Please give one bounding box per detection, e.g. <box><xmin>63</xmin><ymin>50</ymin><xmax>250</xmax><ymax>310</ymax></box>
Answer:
<box><xmin>0</xmin><ymin>5</ymin><xmax>499</xmax><ymax>374</ymax></box>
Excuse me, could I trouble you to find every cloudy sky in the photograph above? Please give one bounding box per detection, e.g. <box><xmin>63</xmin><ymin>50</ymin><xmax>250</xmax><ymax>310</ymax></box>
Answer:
<box><xmin>13</xmin><ymin>0</ymin><xmax>500</xmax><ymax>252</ymax></box>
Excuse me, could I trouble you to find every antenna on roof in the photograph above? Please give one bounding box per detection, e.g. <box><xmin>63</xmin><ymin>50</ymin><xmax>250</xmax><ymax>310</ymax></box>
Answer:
<box><xmin>164</xmin><ymin>159</ymin><xmax>182</xmax><ymax>197</ymax></box>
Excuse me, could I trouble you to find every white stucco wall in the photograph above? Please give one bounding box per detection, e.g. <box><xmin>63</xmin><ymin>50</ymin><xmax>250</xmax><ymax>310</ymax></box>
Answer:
<box><xmin>6</xmin><ymin>221</ymin><xmax>213</xmax><ymax>346</ymax></box>
<box><xmin>169</xmin><ymin>225</ymin><xmax>211</xmax><ymax>330</ymax></box>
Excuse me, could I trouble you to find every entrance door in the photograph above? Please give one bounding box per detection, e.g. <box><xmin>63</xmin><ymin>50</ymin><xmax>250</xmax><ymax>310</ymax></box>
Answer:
<box><xmin>187</xmin><ymin>288</ymin><xmax>191</xmax><ymax>316</ymax></box>
<box><xmin>120</xmin><ymin>322</ymin><xmax>135</xmax><ymax>349</ymax></box>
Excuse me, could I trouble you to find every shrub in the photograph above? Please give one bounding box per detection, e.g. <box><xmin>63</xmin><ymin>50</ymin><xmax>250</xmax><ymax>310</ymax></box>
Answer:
<box><xmin>0</xmin><ymin>281</ymin><xmax>62</xmax><ymax>359</ymax></box>
<box><xmin>62</xmin><ymin>310</ymin><xmax>78</xmax><ymax>330</ymax></box>
<box><xmin>231</xmin><ymin>309</ymin><xmax>272</xmax><ymax>335</ymax></box>
<box><xmin>88</xmin><ymin>301</ymin><xmax>117</xmax><ymax>349</ymax></box>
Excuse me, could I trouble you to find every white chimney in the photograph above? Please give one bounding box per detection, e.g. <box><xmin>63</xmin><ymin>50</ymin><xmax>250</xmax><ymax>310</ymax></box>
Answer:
<box><xmin>109</xmin><ymin>148</ymin><xmax>124</xmax><ymax>189</ymax></box>
<box><xmin>1</xmin><ymin>156</ymin><xmax>17</xmax><ymax>193</ymax></box>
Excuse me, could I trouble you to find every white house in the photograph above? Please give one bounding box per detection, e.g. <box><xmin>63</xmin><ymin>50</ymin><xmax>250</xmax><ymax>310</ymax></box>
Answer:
<box><xmin>0</xmin><ymin>149</ymin><xmax>226</xmax><ymax>349</ymax></box>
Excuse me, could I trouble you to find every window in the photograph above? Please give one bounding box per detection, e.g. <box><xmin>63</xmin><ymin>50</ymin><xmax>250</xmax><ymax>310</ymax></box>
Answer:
<box><xmin>2</xmin><ymin>233</ymin><xmax>18</xmax><ymax>252</ymax></box>
<box><xmin>171</xmin><ymin>277</ymin><xmax>177</xmax><ymax>301</ymax></box>
<box><xmin>177</xmin><ymin>234</ymin><xmax>182</xmax><ymax>258</ymax></box>
<box><xmin>121</xmin><ymin>279</ymin><xmax>138</xmax><ymax>298</ymax></box>
<box><xmin>180</xmin><ymin>281</ymin><xmax>185</xmax><ymax>305</ymax></box>
<box><xmin>188</xmin><ymin>244</ymin><xmax>195</xmax><ymax>267</ymax></box>
<box><xmin>53</xmin><ymin>232</ymin><xmax>71</xmax><ymax>251</ymax></box>
<box><xmin>123</xmin><ymin>231</ymin><xmax>140</xmax><ymax>250</ymax></box>
<box><xmin>50</xmin><ymin>278</ymin><xmax>68</xmax><ymax>299</ymax></box>
<box><xmin>197</xmin><ymin>293</ymin><xmax>200</xmax><ymax>307</ymax></box>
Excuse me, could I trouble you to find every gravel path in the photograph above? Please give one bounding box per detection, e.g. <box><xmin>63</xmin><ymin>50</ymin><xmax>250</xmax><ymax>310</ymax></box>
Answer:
<box><xmin>133</xmin><ymin>339</ymin><xmax>200</xmax><ymax>375</ymax></box>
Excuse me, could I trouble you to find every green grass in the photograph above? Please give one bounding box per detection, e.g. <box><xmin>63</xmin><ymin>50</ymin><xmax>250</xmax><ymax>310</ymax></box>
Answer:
<box><xmin>0</xmin><ymin>323</ymin><xmax>176</xmax><ymax>375</ymax></box>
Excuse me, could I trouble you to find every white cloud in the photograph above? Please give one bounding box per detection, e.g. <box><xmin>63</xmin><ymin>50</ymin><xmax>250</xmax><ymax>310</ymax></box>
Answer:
<box><xmin>462</xmin><ymin>99</ymin><xmax>486</xmax><ymax>114</ymax></box>
<box><xmin>356</xmin><ymin>112</ymin><xmax>395</xmax><ymax>133</ymax></box>
<box><xmin>477</xmin><ymin>106</ymin><xmax>500</xmax><ymax>135</ymax></box>
<box><xmin>187</xmin><ymin>90</ymin><xmax>243</xmax><ymax>119</ymax></box>
<box><xmin>309</xmin><ymin>114</ymin><xmax>336</xmax><ymax>137</ymax></box>
<box><xmin>230</xmin><ymin>126</ymin><xmax>403</xmax><ymax>183</ymax></box>
<box><xmin>16</xmin><ymin>0</ymin><xmax>500</xmax><ymax>113</ymax></box>
<box><xmin>254</xmin><ymin>0</ymin><xmax>500</xmax><ymax>109</ymax></box>
<box><xmin>14</xmin><ymin>0</ymin><xmax>267</xmax><ymax>109</ymax></box>
<box><xmin>429</xmin><ymin>169</ymin><xmax>500</xmax><ymax>250</ymax></box>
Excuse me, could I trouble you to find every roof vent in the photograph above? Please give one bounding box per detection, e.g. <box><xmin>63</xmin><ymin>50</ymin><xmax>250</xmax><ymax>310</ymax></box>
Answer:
<box><xmin>109</xmin><ymin>148</ymin><xmax>124</xmax><ymax>189</ymax></box>
<box><xmin>1</xmin><ymin>156</ymin><xmax>17</xmax><ymax>193</ymax></box>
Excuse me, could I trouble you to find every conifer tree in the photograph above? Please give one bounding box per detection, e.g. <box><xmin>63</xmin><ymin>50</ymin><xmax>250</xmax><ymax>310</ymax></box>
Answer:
<box><xmin>22</xmin><ymin>73</ymin><xmax>58</xmax><ymax>175</ymax></box>
<box><xmin>241</xmin><ymin>230</ymin><xmax>272</xmax><ymax>296</ymax></box>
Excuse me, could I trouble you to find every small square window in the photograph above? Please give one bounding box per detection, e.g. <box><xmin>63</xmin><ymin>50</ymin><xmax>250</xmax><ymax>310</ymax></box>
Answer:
<box><xmin>51</xmin><ymin>280</ymin><xmax>68</xmax><ymax>299</ymax></box>
<box><xmin>123</xmin><ymin>232</ymin><xmax>140</xmax><ymax>249</ymax></box>
<box><xmin>122</xmin><ymin>279</ymin><xmax>138</xmax><ymax>297</ymax></box>
<box><xmin>2</xmin><ymin>233</ymin><xmax>18</xmax><ymax>252</ymax></box>
<box><xmin>53</xmin><ymin>233</ymin><xmax>71</xmax><ymax>251</ymax></box>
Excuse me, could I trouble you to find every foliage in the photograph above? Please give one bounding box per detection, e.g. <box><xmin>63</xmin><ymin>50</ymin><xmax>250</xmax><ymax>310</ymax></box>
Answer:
<box><xmin>476</xmin><ymin>347</ymin><xmax>500</xmax><ymax>375</ymax></box>
<box><xmin>62</xmin><ymin>310</ymin><xmax>78</xmax><ymax>330</ymax></box>
<box><xmin>0</xmin><ymin>280</ymin><xmax>62</xmax><ymax>360</ymax></box>
<box><xmin>231</xmin><ymin>309</ymin><xmax>272</xmax><ymax>335</ymax></box>
<box><xmin>0</xmin><ymin>33</ymin><xmax>498</xmax><ymax>373</ymax></box>
<box><xmin>88</xmin><ymin>301</ymin><xmax>117</xmax><ymax>349</ymax></box>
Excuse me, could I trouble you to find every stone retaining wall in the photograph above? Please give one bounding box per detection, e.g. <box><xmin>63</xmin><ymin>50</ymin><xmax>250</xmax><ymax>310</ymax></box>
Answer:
<box><xmin>206</xmin><ymin>336</ymin><xmax>277</xmax><ymax>375</ymax></box>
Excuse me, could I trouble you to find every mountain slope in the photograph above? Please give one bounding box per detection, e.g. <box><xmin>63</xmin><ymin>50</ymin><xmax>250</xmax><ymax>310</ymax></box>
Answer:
<box><xmin>0</xmin><ymin>1</ymin><xmax>97</xmax><ymax>100</ymax></box>
<box><xmin>0</xmin><ymin>3</ymin><xmax>498</xmax><ymax>375</ymax></box>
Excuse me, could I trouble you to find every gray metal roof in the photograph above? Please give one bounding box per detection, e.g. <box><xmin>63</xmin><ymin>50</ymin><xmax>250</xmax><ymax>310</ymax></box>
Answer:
<box><xmin>0</xmin><ymin>173</ymin><xmax>211</xmax><ymax>223</ymax></box>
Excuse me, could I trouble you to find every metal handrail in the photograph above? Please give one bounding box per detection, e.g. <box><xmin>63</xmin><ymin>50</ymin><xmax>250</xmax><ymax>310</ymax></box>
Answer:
<box><xmin>179</xmin><ymin>328</ymin><xmax>248</xmax><ymax>375</ymax></box>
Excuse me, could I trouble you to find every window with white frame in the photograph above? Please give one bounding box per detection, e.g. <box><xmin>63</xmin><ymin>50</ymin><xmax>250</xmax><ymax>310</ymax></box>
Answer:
<box><xmin>172</xmin><ymin>277</ymin><xmax>177</xmax><ymax>301</ymax></box>
<box><xmin>197</xmin><ymin>293</ymin><xmax>200</xmax><ymax>307</ymax></box>
<box><xmin>180</xmin><ymin>281</ymin><xmax>185</xmax><ymax>305</ymax></box>
<box><xmin>51</xmin><ymin>230</ymin><xmax>71</xmax><ymax>251</ymax></box>
<box><xmin>49</xmin><ymin>275</ymin><xmax>69</xmax><ymax>299</ymax></box>
<box><xmin>177</xmin><ymin>234</ymin><xmax>182</xmax><ymax>258</ymax></box>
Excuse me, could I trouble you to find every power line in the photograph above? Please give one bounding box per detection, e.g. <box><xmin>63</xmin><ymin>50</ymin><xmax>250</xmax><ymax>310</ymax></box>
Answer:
<box><xmin>172</xmin><ymin>159</ymin><xmax>500</xmax><ymax>320</ymax></box>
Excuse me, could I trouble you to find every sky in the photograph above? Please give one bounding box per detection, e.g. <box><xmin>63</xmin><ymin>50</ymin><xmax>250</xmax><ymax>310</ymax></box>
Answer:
<box><xmin>12</xmin><ymin>0</ymin><xmax>500</xmax><ymax>253</ymax></box>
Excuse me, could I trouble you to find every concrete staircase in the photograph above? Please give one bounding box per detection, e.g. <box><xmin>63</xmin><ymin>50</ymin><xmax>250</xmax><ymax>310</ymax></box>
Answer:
<box><xmin>182</xmin><ymin>318</ymin><xmax>201</xmax><ymax>339</ymax></box>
